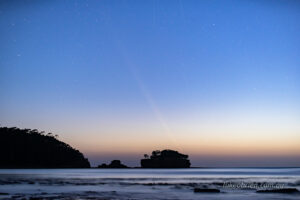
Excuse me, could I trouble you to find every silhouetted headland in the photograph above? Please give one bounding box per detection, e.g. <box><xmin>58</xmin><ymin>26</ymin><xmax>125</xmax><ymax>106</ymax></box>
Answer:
<box><xmin>141</xmin><ymin>149</ymin><xmax>191</xmax><ymax>168</ymax></box>
<box><xmin>98</xmin><ymin>160</ymin><xmax>128</xmax><ymax>168</ymax></box>
<box><xmin>0</xmin><ymin>127</ymin><xmax>90</xmax><ymax>168</ymax></box>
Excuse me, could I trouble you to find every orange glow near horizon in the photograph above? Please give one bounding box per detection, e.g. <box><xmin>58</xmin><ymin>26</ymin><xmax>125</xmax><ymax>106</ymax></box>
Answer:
<box><xmin>66</xmin><ymin>129</ymin><xmax>300</xmax><ymax>158</ymax></box>
<box><xmin>54</xmin><ymin>104</ymin><xmax>300</xmax><ymax>160</ymax></box>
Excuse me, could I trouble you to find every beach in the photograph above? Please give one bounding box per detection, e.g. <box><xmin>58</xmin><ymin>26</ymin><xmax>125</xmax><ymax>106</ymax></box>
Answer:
<box><xmin>1</xmin><ymin>168</ymin><xmax>300</xmax><ymax>200</ymax></box>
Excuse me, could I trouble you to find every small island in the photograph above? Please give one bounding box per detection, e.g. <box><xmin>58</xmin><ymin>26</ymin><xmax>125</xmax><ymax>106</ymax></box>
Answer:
<box><xmin>0</xmin><ymin>127</ymin><xmax>90</xmax><ymax>168</ymax></box>
<box><xmin>98</xmin><ymin>160</ymin><xmax>128</xmax><ymax>168</ymax></box>
<box><xmin>141</xmin><ymin>149</ymin><xmax>191</xmax><ymax>168</ymax></box>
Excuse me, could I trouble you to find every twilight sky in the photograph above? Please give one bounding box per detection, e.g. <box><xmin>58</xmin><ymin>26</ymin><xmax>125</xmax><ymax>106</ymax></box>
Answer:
<box><xmin>1</xmin><ymin>0</ymin><xmax>300</xmax><ymax>167</ymax></box>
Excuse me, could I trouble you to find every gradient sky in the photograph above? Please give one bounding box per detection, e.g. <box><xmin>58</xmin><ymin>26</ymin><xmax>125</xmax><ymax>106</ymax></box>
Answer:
<box><xmin>1</xmin><ymin>0</ymin><xmax>300</xmax><ymax>167</ymax></box>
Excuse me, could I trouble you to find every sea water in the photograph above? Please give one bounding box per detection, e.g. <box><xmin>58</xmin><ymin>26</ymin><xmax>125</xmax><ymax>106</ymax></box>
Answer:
<box><xmin>0</xmin><ymin>168</ymin><xmax>300</xmax><ymax>199</ymax></box>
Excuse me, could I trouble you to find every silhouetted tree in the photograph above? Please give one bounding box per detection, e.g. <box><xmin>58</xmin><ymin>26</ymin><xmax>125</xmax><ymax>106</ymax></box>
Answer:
<box><xmin>151</xmin><ymin>150</ymin><xmax>161</xmax><ymax>159</ymax></box>
<box><xmin>144</xmin><ymin>154</ymin><xmax>149</xmax><ymax>159</ymax></box>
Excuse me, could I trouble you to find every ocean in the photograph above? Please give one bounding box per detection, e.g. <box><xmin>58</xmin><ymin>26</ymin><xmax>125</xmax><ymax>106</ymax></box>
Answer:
<box><xmin>0</xmin><ymin>168</ymin><xmax>300</xmax><ymax>199</ymax></box>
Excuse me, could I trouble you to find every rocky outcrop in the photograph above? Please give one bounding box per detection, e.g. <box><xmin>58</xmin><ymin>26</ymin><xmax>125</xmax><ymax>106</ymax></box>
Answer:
<box><xmin>194</xmin><ymin>188</ymin><xmax>220</xmax><ymax>193</ymax></box>
<box><xmin>256</xmin><ymin>188</ymin><xmax>299</xmax><ymax>193</ymax></box>
<box><xmin>141</xmin><ymin>149</ymin><xmax>191</xmax><ymax>168</ymax></box>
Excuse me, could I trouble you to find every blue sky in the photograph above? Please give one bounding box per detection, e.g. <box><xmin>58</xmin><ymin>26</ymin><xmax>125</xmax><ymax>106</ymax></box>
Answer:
<box><xmin>1</xmin><ymin>0</ymin><xmax>300</xmax><ymax>167</ymax></box>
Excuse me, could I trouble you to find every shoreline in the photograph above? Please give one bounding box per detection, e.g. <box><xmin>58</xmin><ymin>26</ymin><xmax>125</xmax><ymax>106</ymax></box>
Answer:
<box><xmin>1</xmin><ymin>167</ymin><xmax>300</xmax><ymax>170</ymax></box>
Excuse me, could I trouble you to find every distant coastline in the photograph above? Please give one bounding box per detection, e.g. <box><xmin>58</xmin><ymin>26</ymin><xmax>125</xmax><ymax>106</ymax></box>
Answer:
<box><xmin>1</xmin><ymin>126</ymin><xmax>193</xmax><ymax>169</ymax></box>
<box><xmin>1</xmin><ymin>126</ymin><xmax>299</xmax><ymax>169</ymax></box>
